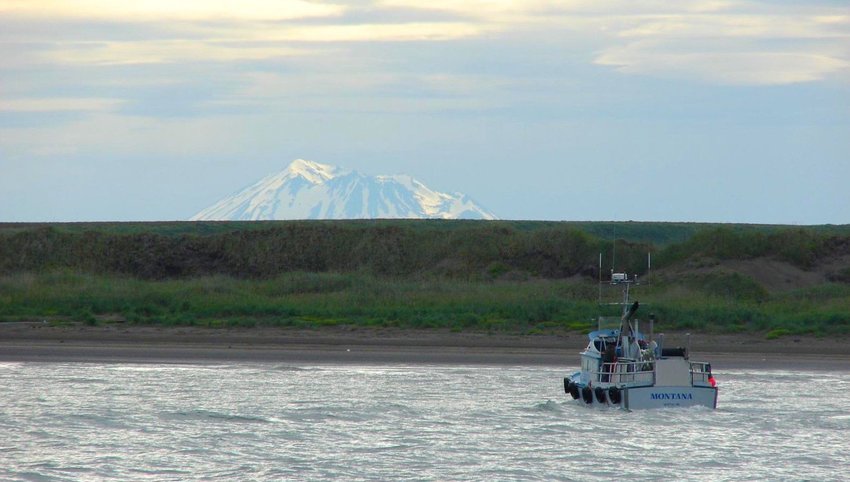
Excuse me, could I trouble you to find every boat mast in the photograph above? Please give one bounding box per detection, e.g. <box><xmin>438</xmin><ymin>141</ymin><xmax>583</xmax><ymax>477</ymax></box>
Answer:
<box><xmin>612</xmin><ymin>273</ymin><xmax>641</xmax><ymax>359</ymax></box>
<box><xmin>598</xmin><ymin>252</ymin><xmax>602</xmax><ymax>304</ymax></box>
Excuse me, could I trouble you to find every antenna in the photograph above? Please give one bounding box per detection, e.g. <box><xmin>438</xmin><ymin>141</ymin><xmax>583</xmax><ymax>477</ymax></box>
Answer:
<box><xmin>611</xmin><ymin>237</ymin><xmax>616</xmax><ymax>274</ymax></box>
<box><xmin>598</xmin><ymin>252</ymin><xmax>602</xmax><ymax>304</ymax></box>
<box><xmin>648</xmin><ymin>252</ymin><xmax>651</xmax><ymax>286</ymax></box>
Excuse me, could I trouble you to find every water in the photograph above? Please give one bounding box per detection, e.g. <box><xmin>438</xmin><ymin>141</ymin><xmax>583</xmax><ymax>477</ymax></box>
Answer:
<box><xmin>1</xmin><ymin>362</ymin><xmax>848</xmax><ymax>481</ymax></box>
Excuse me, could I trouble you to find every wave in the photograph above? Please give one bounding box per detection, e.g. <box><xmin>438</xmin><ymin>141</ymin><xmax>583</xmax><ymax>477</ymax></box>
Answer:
<box><xmin>160</xmin><ymin>409</ymin><xmax>271</xmax><ymax>424</ymax></box>
<box><xmin>269</xmin><ymin>365</ymin><xmax>324</xmax><ymax>372</ymax></box>
<box><xmin>531</xmin><ymin>399</ymin><xmax>563</xmax><ymax>413</ymax></box>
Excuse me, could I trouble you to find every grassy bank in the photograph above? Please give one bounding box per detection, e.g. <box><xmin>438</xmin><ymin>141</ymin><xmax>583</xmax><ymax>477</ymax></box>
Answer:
<box><xmin>2</xmin><ymin>271</ymin><xmax>848</xmax><ymax>337</ymax></box>
<box><xmin>2</xmin><ymin>221</ymin><xmax>850</xmax><ymax>336</ymax></box>
<box><xmin>4</xmin><ymin>222</ymin><xmax>848</xmax><ymax>281</ymax></box>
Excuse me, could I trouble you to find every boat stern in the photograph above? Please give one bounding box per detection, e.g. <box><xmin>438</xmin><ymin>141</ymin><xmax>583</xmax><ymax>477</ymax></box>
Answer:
<box><xmin>622</xmin><ymin>385</ymin><xmax>718</xmax><ymax>410</ymax></box>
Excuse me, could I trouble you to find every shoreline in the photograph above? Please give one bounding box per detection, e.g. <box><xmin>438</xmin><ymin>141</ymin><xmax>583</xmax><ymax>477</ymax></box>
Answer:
<box><xmin>1</xmin><ymin>323</ymin><xmax>848</xmax><ymax>369</ymax></box>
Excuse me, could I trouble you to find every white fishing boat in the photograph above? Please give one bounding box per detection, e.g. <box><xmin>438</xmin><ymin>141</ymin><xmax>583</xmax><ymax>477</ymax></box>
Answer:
<box><xmin>563</xmin><ymin>275</ymin><xmax>718</xmax><ymax>410</ymax></box>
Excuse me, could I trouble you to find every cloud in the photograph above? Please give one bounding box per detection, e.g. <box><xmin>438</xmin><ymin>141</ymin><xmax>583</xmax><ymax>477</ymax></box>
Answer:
<box><xmin>4</xmin><ymin>1</ymin><xmax>847</xmax><ymax>85</ymax></box>
<box><xmin>591</xmin><ymin>6</ymin><xmax>850</xmax><ymax>85</ymax></box>
<box><xmin>376</xmin><ymin>0</ymin><xmax>542</xmax><ymax>18</ymax></box>
<box><xmin>377</xmin><ymin>0</ymin><xmax>850</xmax><ymax>85</ymax></box>
<box><xmin>0</xmin><ymin>97</ymin><xmax>121</xmax><ymax>112</ymax></box>
<box><xmin>43</xmin><ymin>40</ymin><xmax>308</xmax><ymax>65</ymax></box>
<box><xmin>1</xmin><ymin>5</ymin><xmax>484</xmax><ymax>68</ymax></box>
<box><xmin>230</xmin><ymin>71</ymin><xmax>512</xmax><ymax>114</ymax></box>
<box><xmin>0</xmin><ymin>97</ymin><xmax>122</xmax><ymax>129</ymax></box>
<box><xmin>239</xmin><ymin>22</ymin><xmax>483</xmax><ymax>42</ymax></box>
<box><xmin>596</xmin><ymin>40</ymin><xmax>850</xmax><ymax>85</ymax></box>
<box><xmin>0</xmin><ymin>0</ymin><xmax>344</xmax><ymax>21</ymax></box>
<box><xmin>0</xmin><ymin>9</ymin><xmax>475</xmax><ymax>81</ymax></box>
<box><xmin>0</xmin><ymin>111</ymin><xmax>249</xmax><ymax>159</ymax></box>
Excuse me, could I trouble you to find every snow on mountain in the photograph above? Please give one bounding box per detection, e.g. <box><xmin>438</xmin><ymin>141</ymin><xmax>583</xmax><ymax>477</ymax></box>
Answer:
<box><xmin>190</xmin><ymin>159</ymin><xmax>498</xmax><ymax>221</ymax></box>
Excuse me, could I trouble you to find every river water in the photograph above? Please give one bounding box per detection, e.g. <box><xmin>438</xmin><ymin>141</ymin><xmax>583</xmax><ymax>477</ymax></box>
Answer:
<box><xmin>1</xmin><ymin>362</ymin><xmax>848</xmax><ymax>481</ymax></box>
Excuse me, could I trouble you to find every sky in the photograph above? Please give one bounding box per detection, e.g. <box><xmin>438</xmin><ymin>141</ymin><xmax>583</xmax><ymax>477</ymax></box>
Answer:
<box><xmin>1</xmin><ymin>0</ymin><xmax>848</xmax><ymax>224</ymax></box>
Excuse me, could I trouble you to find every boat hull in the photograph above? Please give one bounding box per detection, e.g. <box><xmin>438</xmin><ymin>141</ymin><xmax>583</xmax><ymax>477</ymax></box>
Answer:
<box><xmin>623</xmin><ymin>385</ymin><xmax>717</xmax><ymax>410</ymax></box>
<box><xmin>565</xmin><ymin>375</ymin><xmax>718</xmax><ymax>410</ymax></box>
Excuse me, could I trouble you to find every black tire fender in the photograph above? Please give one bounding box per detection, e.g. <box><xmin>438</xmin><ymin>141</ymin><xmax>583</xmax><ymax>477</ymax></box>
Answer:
<box><xmin>608</xmin><ymin>386</ymin><xmax>622</xmax><ymax>405</ymax></box>
<box><xmin>581</xmin><ymin>386</ymin><xmax>593</xmax><ymax>404</ymax></box>
<box><xmin>569</xmin><ymin>383</ymin><xmax>580</xmax><ymax>400</ymax></box>
<box><xmin>594</xmin><ymin>386</ymin><xmax>607</xmax><ymax>404</ymax></box>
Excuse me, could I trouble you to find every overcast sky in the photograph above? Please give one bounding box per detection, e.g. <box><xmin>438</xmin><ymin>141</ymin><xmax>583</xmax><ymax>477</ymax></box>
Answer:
<box><xmin>1</xmin><ymin>0</ymin><xmax>848</xmax><ymax>223</ymax></box>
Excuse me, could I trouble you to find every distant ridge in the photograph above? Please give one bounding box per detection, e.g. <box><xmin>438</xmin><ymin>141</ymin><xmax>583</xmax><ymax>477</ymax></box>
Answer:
<box><xmin>191</xmin><ymin>159</ymin><xmax>497</xmax><ymax>221</ymax></box>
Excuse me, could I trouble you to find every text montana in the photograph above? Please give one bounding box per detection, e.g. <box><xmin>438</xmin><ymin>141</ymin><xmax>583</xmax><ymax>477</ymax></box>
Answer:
<box><xmin>650</xmin><ymin>393</ymin><xmax>694</xmax><ymax>400</ymax></box>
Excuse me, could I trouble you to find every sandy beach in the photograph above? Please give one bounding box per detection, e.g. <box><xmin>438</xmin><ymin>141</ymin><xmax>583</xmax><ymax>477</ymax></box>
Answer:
<box><xmin>1</xmin><ymin>322</ymin><xmax>848</xmax><ymax>370</ymax></box>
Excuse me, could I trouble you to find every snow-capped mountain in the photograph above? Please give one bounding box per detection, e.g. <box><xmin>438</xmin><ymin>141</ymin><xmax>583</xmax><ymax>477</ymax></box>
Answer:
<box><xmin>190</xmin><ymin>159</ymin><xmax>497</xmax><ymax>221</ymax></box>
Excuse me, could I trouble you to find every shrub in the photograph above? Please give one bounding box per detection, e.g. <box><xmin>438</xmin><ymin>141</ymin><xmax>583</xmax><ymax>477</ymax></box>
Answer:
<box><xmin>765</xmin><ymin>328</ymin><xmax>791</xmax><ymax>340</ymax></box>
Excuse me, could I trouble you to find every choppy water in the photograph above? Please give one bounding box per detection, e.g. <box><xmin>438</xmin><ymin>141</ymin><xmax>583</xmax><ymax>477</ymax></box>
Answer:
<box><xmin>1</xmin><ymin>362</ymin><xmax>848</xmax><ymax>481</ymax></box>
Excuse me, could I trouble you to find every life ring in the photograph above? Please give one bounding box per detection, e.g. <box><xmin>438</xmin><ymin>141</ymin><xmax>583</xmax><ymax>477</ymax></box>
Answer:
<box><xmin>581</xmin><ymin>386</ymin><xmax>593</xmax><ymax>404</ymax></box>
<box><xmin>594</xmin><ymin>387</ymin><xmax>607</xmax><ymax>404</ymax></box>
<box><xmin>608</xmin><ymin>386</ymin><xmax>622</xmax><ymax>405</ymax></box>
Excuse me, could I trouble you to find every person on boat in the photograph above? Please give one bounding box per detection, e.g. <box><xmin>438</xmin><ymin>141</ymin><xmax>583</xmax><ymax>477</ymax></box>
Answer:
<box><xmin>602</xmin><ymin>343</ymin><xmax>616</xmax><ymax>382</ymax></box>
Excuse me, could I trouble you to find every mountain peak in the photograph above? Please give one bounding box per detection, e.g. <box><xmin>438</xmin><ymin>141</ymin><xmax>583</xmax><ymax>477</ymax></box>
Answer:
<box><xmin>286</xmin><ymin>159</ymin><xmax>341</xmax><ymax>183</ymax></box>
<box><xmin>191</xmin><ymin>159</ymin><xmax>497</xmax><ymax>221</ymax></box>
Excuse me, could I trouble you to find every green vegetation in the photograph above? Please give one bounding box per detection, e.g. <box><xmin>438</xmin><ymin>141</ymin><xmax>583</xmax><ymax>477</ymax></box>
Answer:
<box><xmin>1</xmin><ymin>221</ymin><xmax>849</xmax><ymax>335</ymax></box>
<box><xmin>0</xmin><ymin>271</ymin><xmax>600</xmax><ymax>332</ymax></box>
<box><xmin>657</xmin><ymin>226</ymin><xmax>844</xmax><ymax>269</ymax></box>
<box><xmin>634</xmin><ymin>281</ymin><xmax>850</xmax><ymax>336</ymax></box>
<box><xmin>1</xmin><ymin>271</ymin><xmax>848</xmax><ymax>336</ymax></box>
<box><xmin>0</xmin><ymin>222</ymin><xmax>651</xmax><ymax>280</ymax></box>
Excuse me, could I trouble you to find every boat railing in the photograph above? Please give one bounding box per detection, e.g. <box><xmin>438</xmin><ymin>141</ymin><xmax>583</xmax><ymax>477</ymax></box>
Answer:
<box><xmin>690</xmin><ymin>361</ymin><xmax>713</xmax><ymax>386</ymax></box>
<box><xmin>593</xmin><ymin>360</ymin><xmax>655</xmax><ymax>387</ymax></box>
